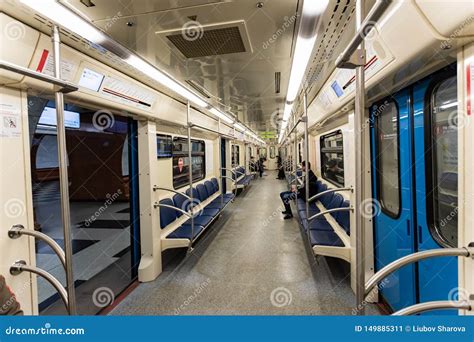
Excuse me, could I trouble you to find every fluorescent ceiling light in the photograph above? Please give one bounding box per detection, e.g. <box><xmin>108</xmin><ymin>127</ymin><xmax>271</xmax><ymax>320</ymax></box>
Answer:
<box><xmin>20</xmin><ymin>0</ymin><xmax>106</xmax><ymax>43</ymax></box>
<box><xmin>209</xmin><ymin>108</ymin><xmax>234</xmax><ymax>124</ymax></box>
<box><xmin>286</xmin><ymin>0</ymin><xmax>328</xmax><ymax>103</ymax></box>
<box><xmin>21</xmin><ymin>0</ymin><xmax>208</xmax><ymax>108</ymax></box>
<box><xmin>126</xmin><ymin>56</ymin><xmax>207</xmax><ymax>108</ymax></box>
<box><xmin>234</xmin><ymin>123</ymin><xmax>246</xmax><ymax>132</ymax></box>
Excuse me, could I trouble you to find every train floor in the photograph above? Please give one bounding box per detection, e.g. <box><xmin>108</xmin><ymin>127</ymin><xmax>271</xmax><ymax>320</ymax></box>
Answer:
<box><xmin>111</xmin><ymin>171</ymin><xmax>381</xmax><ymax>315</ymax></box>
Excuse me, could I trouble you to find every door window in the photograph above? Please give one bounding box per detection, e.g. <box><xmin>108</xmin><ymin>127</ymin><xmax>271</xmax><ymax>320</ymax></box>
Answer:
<box><xmin>375</xmin><ymin>101</ymin><xmax>401</xmax><ymax>218</ymax></box>
<box><xmin>428</xmin><ymin>76</ymin><xmax>458</xmax><ymax>247</ymax></box>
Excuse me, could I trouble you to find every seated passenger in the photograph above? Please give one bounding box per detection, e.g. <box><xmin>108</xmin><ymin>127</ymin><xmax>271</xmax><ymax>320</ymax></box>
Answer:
<box><xmin>279</xmin><ymin>161</ymin><xmax>318</xmax><ymax>219</ymax></box>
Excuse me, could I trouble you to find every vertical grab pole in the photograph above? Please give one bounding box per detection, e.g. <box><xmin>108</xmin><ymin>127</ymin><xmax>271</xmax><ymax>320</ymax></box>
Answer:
<box><xmin>303</xmin><ymin>92</ymin><xmax>310</xmax><ymax>242</ymax></box>
<box><xmin>218</xmin><ymin>119</ymin><xmax>224</xmax><ymax>208</ymax></box>
<box><xmin>52</xmin><ymin>25</ymin><xmax>76</xmax><ymax>315</ymax></box>
<box><xmin>187</xmin><ymin>101</ymin><xmax>194</xmax><ymax>247</ymax></box>
<box><xmin>293</xmin><ymin>131</ymin><xmax>297</xmax><ymax>185</ymax></box>
<box><xmin>354</xmin><ymin>0</ymin><xmax>367</xmax><ymax>315</ymax></box>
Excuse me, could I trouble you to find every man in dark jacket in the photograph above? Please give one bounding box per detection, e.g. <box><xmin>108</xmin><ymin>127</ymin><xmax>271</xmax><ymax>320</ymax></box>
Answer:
<box><xmin>279</xmin><ymin>161</ymin><xmax>318</xmax><ymax>219</ymax></box>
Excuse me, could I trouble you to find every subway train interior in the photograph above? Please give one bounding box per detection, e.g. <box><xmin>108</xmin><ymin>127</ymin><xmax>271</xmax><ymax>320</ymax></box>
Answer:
<box><xmin>0</xmin><ymin>0</ymin><xmax>473</xmax><ymax>319</ymax></box>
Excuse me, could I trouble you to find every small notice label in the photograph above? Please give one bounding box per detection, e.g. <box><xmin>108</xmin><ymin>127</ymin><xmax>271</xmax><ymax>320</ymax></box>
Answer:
<box><xmin>0</xmin><ymin>103</ymin><xmax>21</xmax><ymax>138</ymax></box>
<box><xmin>36</xmin><ymin>49</ymin><xmax>77</xmax><ymax>81</ymax></box>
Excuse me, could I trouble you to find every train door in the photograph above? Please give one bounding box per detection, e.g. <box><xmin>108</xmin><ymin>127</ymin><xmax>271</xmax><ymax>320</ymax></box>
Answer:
<box><xmin>371</xmin><ymin>65</ymin><xmax>458</xmax><ymax>313</ymax></box>
<box><xmin>28</xmin><ymin>97</ymin><xmax>140</xmax><ymax>314</ymax></box>
<box><xmin>371</xmin><ymin>89</ymin><xmax>417</xmax><ymax>311</ymax></box>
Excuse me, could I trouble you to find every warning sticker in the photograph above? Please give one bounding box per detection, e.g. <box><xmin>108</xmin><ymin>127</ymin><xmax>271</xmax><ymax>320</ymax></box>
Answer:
<box><xmin>0</xmin><ymin>103</ymin><xmax>21</xmax><ymax>138</ymax></box>
<box><xmin>36</xmin><ymin>49</ymin><xmax>77</xmax><ymax>82</ymax></box>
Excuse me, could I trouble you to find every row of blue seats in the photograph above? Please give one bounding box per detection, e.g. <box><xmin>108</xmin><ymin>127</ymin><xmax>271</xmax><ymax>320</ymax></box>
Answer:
<box><xmin>159</xmin><ymin>178</ymin><xmax>234</xmax><ymax>240</ymax></box>
<box><xmin>295</xmin><ymin>180</ymin><xmax>350</xmax><ymax>249</ymax></box>
<box><xmin>232</xmin><ymin>166</ymin><xmax>253</xmax><ymax>187</ymax></box>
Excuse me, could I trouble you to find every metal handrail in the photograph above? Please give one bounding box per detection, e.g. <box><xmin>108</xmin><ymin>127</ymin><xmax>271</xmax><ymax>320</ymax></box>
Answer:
<box><xmin>10</xmin><ymin>260</ymin><xmax>69</xmax><ymax>312</ymax></box>
<box><xmin>220</xmin><ymin>168</ymin><xmax>236</xmax><ymax>176</ymax></box>
<box><xmin>335</xmin><ymin>0</ymin><xmax>392</xmax><ymax>68</ymax></box>
<box><xmin>152</xmin><ymin>187</ymin><xmax>192</xmax><ymax>201</ymax></box>
<box><xmin>0</xmin><ymin>60</ymin><xmax>78</xmax><ymax>93</ymax></box>
<box><xmin>8</xmin><ymin>224</ymin><xmax>66</xmax><ymax>269</ymax></box>
<box><xmin>153</xmin><ymin>203</ymin><xmax>193</xmax><ymax>218</ymax></box>
<box><xmin>392</xmin><ymin>300</ymin><xmax>472</xmax><ymax>316</ymax></box>
<box><xmin>308</xmin><ymin>207</ymin><xmax>353</xmax><ymax>223</ymax></box>
<box><xmin>221</xmin><ymin>175</ymin><xmax>237</xmax><ymax>184</ymax></box>
<box><xmin>365</xmin><ymin>247</ymin><xmax>473</xmax><ymax>296</ymax></box>
<box><xmin>189</xmin><ymin>122</ymin><xmax>234</xmax><ymax>140</ymax></box>
<box><xmin>308</xmin><ymin>187</ymin><xmax>353</xmax><ymax>203</ymax></box>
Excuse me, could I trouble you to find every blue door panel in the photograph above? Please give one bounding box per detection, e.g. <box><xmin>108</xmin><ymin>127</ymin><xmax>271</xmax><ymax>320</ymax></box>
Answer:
<box><xmin>371</xmin><ymin>68</ymin><xmax>458</xmax><ymax>314</ymax></box>
<box><xmin>371</xmin><ymin>90</ymin><xmax>417</xmax><ymax>312</ymax></box>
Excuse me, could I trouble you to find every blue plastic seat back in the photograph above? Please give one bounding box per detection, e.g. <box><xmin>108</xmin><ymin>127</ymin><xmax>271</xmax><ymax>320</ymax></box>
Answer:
<box><xmin>173</xmin><ymin>193</ymin><xmax>189</xmax><ymax>218</ymax></box>
<box><xmin>196</xmin><ymin>184</ymin><xmax>209</xmax><ymax>201</ymax></box>
<box><xmin>327</xmin><ymin>193</ymin><xmax>344</xmax><ymax>210</ymax></box>
<box><xmin>159</xmin><ymin>198</ymin><xmax>177</xmax><ymax>228</ymax></box>
<box><xmin>335</xmin><ymin>200</ymin><xmax>351</xmax><ymax>235</ymax></box>
<box><xmin>319</xmin><ymin>190</ymin><xmax>334</xmax><ymax>207</ymax></box>
<box><xmin>211</xmin><ymin>178</ymin><xmax>219</xmax><ymax>192</ymax></box>
<box><xmin>205</xmin><ymin>181</ymin><xmax>215</xmax><ymax>196</ymax></box>
<box><xmin>316</xmin><ymin>182</ymin><xmax>327</xmax><ymax>194</ymax></box>
<box><xmin>185</xmin><ymin>187</ymin><xmax>200</xmax><ymax>202</ymax></box>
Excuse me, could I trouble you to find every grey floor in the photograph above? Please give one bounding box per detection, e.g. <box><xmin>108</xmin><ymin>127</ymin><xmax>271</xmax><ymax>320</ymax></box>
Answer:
<box><xmin>111</xmin><ymin>171</ymin><xmax>381</xmax><ymax>315</ymax></box>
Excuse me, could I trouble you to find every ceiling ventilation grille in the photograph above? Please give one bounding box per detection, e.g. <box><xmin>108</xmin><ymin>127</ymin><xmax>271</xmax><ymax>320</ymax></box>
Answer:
<box><xmin>274</xmin><ymin>72</ymin><xmax>281</xmax><ymax>94</ymax></box>
<box><xmin>305</xmin><ymin>0</ymin><xmax>356</xmax><ymax>87</ymax></box>
<box><xmin>158</xmin><ymin>20</ymin><xmax>252</xmax><ymax>59</ymax></box>
<box><xmin>167</xmin><ymin>26</ymin><xmax>246</xmax><ymax>58</ymax></box>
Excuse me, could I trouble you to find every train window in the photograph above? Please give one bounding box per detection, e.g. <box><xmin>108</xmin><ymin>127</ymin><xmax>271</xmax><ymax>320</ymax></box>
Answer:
<box><xmin>156</xmin><ymin>134</ymin><xmax>172</xmax><ymax>158</ymax></box>
<box><xmin>248</xmin><ymin>146</ymin><xmax>252</xmax><ymax>158</ymax></box>
<box><xmin>428</xmin><ymin>75</ymin><xmax>458</xmax><ymax>247</ymax></box>
<box><xmin>232</xmin><ymin>145</ymin><xmax>240</xmax><ymax>167</ymax></box>
<box><xmin>320</xmin><ymin>130</ymin><xmax>345</xmax><ymax>187</ymax></box>
<box><xmin>375</xmin><ymin>101</ymin><xmax>400</xmax><ymax>218</ymax></box>
<box><xmin>172</xmin><ymin>137</ymin><xmax>205</xmax><ymax>189</ymax></box>
<box><xmin>269</xmin><ymin>146</ymin><xmax>275</xmax><ymax>159</ymax></box>
<box><xmin>259</xmin><ymin>147</ymin><xmax>267</xmax><ymax>159</ymax></box>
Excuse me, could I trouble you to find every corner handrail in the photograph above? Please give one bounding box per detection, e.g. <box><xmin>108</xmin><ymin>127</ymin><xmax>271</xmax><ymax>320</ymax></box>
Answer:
<box><xmin>365</xmin><ymin>247</ymin><xmax>473</xmax><ymax>296</ymax></box>
<box><xmin>10</xmin><ymin>260</ymin><xmax>69</xmax><ymax>312</ymax></box>
<box><xmin>220</xmin><ymin>168</ymin><xmax>236</xmax><ymax>176</ymax></box>
<box><xmin>307</xmin><ymin>206</ymin><xmax>354</xmax><ymax>223</ymax></box>
<box><xmin>153</xmin><ymin>202</ymin><xmax>193</xmax><ymax>218</ymax></box>
<box><xmin>0</xmin><ymin>60</ymin><xmax>78</xmax><ymax>93</ymax></box>
<box><xmin>8</xmin><ymin>224</ymin><xmax>66</xmax><ymax>269</ymax></box>
<box><xmin>153</xmin><ymin>186</ymin><xmax>192</xmax><ymax>201</ymax></box>
<box><xmin>392</xmin><ymin>300</ymin><xmax>471</xmax><ymax>316</ymax></box>
<box><xmin>308</xmin><ymin>187</ymin><xmax>353</xmax><ymax>203</ymax></box>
